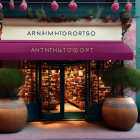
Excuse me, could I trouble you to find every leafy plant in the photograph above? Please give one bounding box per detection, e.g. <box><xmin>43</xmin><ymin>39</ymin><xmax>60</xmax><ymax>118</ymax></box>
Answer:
<box><xmin>0</xmin><ymin>68</ymin><xmax>25</xmax><ymax>98</ymax></box>
<box><xmin>27</xmin><ymin>8</ymin><xmax>33</xmax><ymax>18</ymax></box>
<box><xmin>95</xmin><ymin>6</ymin><xmax>103</xmax><ymax>21</ymax></box>
<box><xmin>35</xmin><ymin>8</ymin><xmax>46</xmax><ymax>21</ymax></box>
<box><xmin>87</xmin><ymin>9</ymin><xmax>93</xmax><ymax>16</ymax></box>
<box><xmin>101</xmin><ymin>67</ymin><xmax>140</xmax><ymax>96</ymax></box>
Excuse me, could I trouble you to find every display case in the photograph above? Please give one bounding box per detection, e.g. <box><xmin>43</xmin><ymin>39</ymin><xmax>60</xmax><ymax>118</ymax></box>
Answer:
<box><xmin>65</xmin><ymin>63</ymin><xmax>85</xmax><ymax>110</ymax></box>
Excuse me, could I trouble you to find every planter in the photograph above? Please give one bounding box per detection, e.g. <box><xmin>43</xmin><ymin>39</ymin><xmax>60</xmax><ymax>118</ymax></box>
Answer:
<box><xmin>120</xmin><ymin>11</ymin><xmax>131</xmax><ymax>22</ymax></box>
<box><xmin>102</xmin><ymin>97</ymin><xmax>138</xmax><ymax>131</ymax></box>
<box><xmin>88</xmin><ymin>16</ymin><xmax>93</xmax><ymax>21</ymax></box>
<box><xmin>0</xmin><ymin>98</ymin><xmax>28</xmax><ymax>133</ymax></box>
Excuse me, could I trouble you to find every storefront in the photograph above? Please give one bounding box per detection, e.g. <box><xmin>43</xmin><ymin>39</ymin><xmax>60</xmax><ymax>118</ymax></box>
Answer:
<box><xmin>0</xmin><ymin>0</ymin><xmax>138</xmax><ymax>122</ymax></box>
<box><xmin>18</xmin><ymin>60</ymin><xmax>123</xmax><ymax>121</ymax></box>
<box><xmin>0</xmin><ymin>40</ymin><xmax>133</xmax><ymax>121</ymax></box>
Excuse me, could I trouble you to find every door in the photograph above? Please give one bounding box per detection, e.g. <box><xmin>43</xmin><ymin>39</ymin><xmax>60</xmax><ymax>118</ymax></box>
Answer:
<box><xmin>39</xmin><ymin>62</ymin><xmax>64</xmax><ymax>120</ymax></box>
<box><xmin>64</xmin><ymin>62</ymin><xmax>86</xmax><ymax>119</ymax></box>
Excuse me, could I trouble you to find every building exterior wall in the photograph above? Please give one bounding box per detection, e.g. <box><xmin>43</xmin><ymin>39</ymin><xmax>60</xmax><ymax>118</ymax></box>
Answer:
<box><xmin>136</xmin><ymin>0</ymin><xmax>140</xmax><ymax>122</ymax></box>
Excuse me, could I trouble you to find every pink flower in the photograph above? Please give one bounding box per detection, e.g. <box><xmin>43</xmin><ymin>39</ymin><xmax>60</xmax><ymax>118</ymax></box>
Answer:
<box><xmin>111</xmin><ymin>2</ymin><xmax>119</xmax><ymax>13</ymax></box>
<box><xmin>0</xmin><ymin>3</ymin><xmax>3</xmax><ymax>9</ymax></box>
<box><xmin>9</xmin><ymin>0</ymin><xmax>14</xmax><ymax>10</ymax></box>
<box><xmin>51</xmin><ymin>1</ymin><xmax>59</xmax><ymax>12</ymax></box>
<box><xmin>20</xmin><ymin>0</ymin><xmax>27</xmax><ymax>12</ymax></box>
<box><xmin>125</xmin><ymin>2</ymin><xmax>132</xmax><ymax>11</ymax></box>
<box><xmin>68</xmin><ymin>1</ymin><xmax>77</xmax><ymax>12</ymax></box>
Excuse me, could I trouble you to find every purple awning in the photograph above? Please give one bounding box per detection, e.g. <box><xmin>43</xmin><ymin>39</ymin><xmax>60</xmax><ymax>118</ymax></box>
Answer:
<box><xmin>0</xmin><ymin>40</ymin><xmax>133</xmax><ymax>60</ymax></box>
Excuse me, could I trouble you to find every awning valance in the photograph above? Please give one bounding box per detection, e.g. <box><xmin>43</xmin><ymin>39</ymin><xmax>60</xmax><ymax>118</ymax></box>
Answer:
<box><xmin>0</xmin><ymin>40</ymin><xmax>133</xmax><ymax>60</ymax></box>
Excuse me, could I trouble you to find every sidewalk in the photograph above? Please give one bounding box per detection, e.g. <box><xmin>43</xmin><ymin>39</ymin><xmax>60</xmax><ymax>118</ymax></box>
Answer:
<box><xmin>0</xmin><ymin>121</ymin><xmax>140</xmax><ymax>140</ymax></box>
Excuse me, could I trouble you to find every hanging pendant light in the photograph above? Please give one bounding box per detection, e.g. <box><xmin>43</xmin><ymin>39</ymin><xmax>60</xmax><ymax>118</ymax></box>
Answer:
<box><xmin>0</xmin><ymin>2</ymin><xmax>3</xmax><ymax>9</ymax></box>
<box><xmin>124</xmin><ymin>0</ymin><xmax>132</xmax><ymax>11</ymax></box>
<box><xmin>9</xmin><ymin>0</ymin><xmax>14</xmax><ymax>10</ymax></box>
<box><xmin>68</xmin><ymin>0</ymin><xmax>77</xmax><ymax>12</ymax></box>
<box><xmin>20</xmin><ymin>0</ymin><xmax>27</xmax><ymax>12</ymax></box>
<box><xmin>111</xmin><ymin>0</ymin><xmax>119</xmax><ymax>13</ymax></box>
<box><xmin>51</xmin><ymin>1</ymin><xmax>59</xmax><ymax>12</ymax></box>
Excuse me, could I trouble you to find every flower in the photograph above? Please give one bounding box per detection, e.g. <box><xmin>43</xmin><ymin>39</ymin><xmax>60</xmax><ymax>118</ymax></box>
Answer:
<box><xmin>111</xmin><ymin>2</ymin><xmax>119</xmax><ymax>13</ymax></box>
<box><xmin>125</xmin><ymin>2</ymin><xmax>132</xmax><ymax>11</ymax></box>
<box><xmin>20</xmin><ymin>0</ymin><xmax>27</xmax><ymax>12</ymax></box>
<box><xmin>0</xmin><ymin>3</ymin><xmax>3</xmax><ymax>9</ymax></box>
<box><xmin>68</xmin><ymin>1</ymin><xmax>77</xmax><ymax>12</ymax></box>
<box><xmin>51</xmin><ymin>1</ymin><xmax>59</xmax><ymax>12</ymax></box>
<box><xmin>9</xmin><ymin>0</ymin><xmax>14</xmax><ymax>10</ymax></box>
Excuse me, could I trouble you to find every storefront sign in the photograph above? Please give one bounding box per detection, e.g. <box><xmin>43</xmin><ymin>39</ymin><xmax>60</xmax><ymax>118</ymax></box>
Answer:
<box><xmin>2</xmin><ymin>26</ymin><xmax>122</xmax><ymax>40</ymax></box>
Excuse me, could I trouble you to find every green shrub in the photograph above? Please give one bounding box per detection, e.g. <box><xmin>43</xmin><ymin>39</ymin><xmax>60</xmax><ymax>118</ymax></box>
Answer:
<box><xmin>101</xmin><ymin>67</ymin><xmax>140</xmax><ymax>96</ymax></box>
<box><xmin>0</xmin><ymin>68</ymin><xmax>25</xmax><ymax>98</ymax></box>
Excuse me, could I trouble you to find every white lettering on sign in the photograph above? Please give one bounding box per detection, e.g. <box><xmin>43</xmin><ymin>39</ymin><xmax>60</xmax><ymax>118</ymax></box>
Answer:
<box><xmin>31</xmin><ymin>47</ymin><xmax>94</xmax><ymax>53</ymax></box>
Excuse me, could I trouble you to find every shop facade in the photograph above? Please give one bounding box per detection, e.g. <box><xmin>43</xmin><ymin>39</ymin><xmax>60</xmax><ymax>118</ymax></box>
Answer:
<box><xmin>0</xmin><ymin>40</ymin><xmax>133</xmax><ymax>121</ymax></box>
<box><xmin>18</xmin><ymin>60</ymin><xmax>123</xmax><ymax>121</ymax></box>
<box><xmin>0</xmin><ymin>0</ymin><xmax>139</xmax><ymax>122</ymax></box>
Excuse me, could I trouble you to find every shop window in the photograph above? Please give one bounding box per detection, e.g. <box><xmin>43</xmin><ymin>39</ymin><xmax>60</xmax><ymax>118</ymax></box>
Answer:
<box><xmin>90</xmin><ymin>60</ymin><xmax>122</xmax><ymax>104</ymax></box>
<box><xmin>18</xmin><ymin>60</ymin><xmax>122</xmax><ymax>109</ymax></box>
<box><xmin>40</xmin><ymin>62</ymin><xmax>60</xmax><ymax>113</ymax></box>
<box><xmin>18</xmin><ymin>61</ymin><xmax>37</xmax><ymax>104</ymax></box>
<box><xmin>65</xmin><ymin>63</ymin><xmax>85</xmax><ymax>111</ymax></box>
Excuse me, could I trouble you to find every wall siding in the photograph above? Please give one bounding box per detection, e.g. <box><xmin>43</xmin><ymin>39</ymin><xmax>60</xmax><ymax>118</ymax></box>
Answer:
<box><xmin>136</xmin><ymin>0</ymin><xmax>140</xmax><ymax>122</ymax></box>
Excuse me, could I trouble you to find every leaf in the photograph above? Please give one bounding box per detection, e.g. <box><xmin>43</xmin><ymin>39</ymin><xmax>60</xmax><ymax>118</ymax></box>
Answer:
<box><xmin>95</xmin><ymin>6</ymin><xmax>103</xmax><ymax>21</ymax></box>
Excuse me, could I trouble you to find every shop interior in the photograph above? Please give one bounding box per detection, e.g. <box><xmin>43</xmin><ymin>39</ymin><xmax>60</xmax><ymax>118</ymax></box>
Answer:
<box><xmin>18</xmin><ymin>60</ymin><xmax>122</xmax><ymax>116</ymax></box>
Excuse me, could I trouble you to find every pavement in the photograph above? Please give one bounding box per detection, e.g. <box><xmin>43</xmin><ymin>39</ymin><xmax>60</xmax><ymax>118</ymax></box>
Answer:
<box><xmin>0</xmin><ymin>121</ymin><xmax>140</xmax><ymax>140</ymax></box>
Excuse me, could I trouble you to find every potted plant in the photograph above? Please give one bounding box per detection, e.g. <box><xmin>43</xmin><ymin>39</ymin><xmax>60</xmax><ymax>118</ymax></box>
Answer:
<box><xmin>0</xmin><ymin>68</ymin><xmax>27</xmax><ymax>133</ymax></box>
<box><xmin>87</xmin><ymin>9</ymin><xmax>94</xmax><ymax>21</ymax></box>
<box><xmin>101</xmin><ymin>66</ymin><xmax>140</xmax><ymax>131</ymax></box>
<box><xmin>104</xmin><ymin>15</ymin><xmax>111</xmax><ymax>23</ymax></box>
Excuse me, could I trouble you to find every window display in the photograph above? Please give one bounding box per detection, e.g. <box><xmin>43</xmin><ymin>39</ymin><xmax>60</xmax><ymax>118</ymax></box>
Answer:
<box><xmin>40</xmin><ymin>63</ymin><xmax>60</xmax><ymax>113</ymax></box>
<box><xmin>18</xmin><ymin>60</ymin><xmax>122</xmax><ymax>115</ymax></box>
<box><xmin>90</xmin><ymin>60</ymin><xmax>122</xmax><ymax>104</ymax></box>
<box><xmin>65</xmin><ymin>63</ymin><xmax>85</xmax><ymax>110</ymax></box>
<box><xmin>18</xmin><ymin>61</ymin><xmax>37</xmax><ymax>104</ymax></box>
